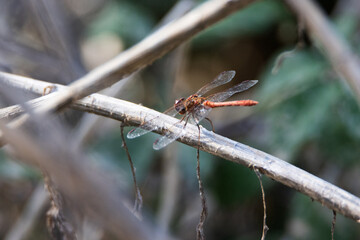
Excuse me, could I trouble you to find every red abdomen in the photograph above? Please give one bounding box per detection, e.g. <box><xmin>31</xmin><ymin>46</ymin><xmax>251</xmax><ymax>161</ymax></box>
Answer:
<box><xmin>203</xmin><ymin>100</ymin><xmax>258</xmax><ymax>108</ymax></box>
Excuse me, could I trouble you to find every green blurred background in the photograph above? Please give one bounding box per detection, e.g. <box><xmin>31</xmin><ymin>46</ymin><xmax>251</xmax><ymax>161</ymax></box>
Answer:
<box><xmin>0</xmin><ymin>0</ymin><xmax>359</xmax><ymax>239</ymax></box>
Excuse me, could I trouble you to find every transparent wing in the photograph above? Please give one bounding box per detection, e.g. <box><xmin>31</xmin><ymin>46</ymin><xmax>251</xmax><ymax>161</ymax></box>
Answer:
<box><xmin>191</xmin><ymin>105</ymin><xmax>212</xmax><ymax>123</ymax></box>
<box><xmin>153</xmin><ymin>104</ymin><xmax>214</xmax><ymax>150</ymax></box>
<box><xmin>196</xmin><ymin>70</ymin><xmax>236</xmax><ymax>96</ymax></box>
<box><xmin>206</xmin><ymin>80</ymin><xmax>258</xmax><ymax>102</ymax></box>
<box><xmin>127</xmin><ymin>106</ymin><xmax>179</xmax><ymax>139</ymax></box>
<box><xmin>153</xmin><ymin>120</ymin><xmax>187</xmax><ymax>150</ymax></box>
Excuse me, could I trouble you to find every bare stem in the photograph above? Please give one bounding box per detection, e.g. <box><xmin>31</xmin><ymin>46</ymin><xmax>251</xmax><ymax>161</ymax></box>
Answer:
<box><xmin>254</xmin><ymin>169</ymin><xmax>269</xmax><ymax>240</ymax></box>
<box><xmin>196</xmin><ymin>125</ymin><xmax>207</xmax><ymax>240</ymax></box>
<box><xmin>120</xmin><ymin>125</ymin><xmax>143</xmax><ymax>216</ymax></box>
<box><xmin>331</xmin><ymin>210</ymin><xmax>337</xmax><ymax>240</ymax></box>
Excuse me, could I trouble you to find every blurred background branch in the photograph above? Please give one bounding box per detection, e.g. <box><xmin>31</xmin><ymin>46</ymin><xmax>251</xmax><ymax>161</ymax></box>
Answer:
<box><xmin>4</xmin><ymin>184</ymin><xmax>48</xmax><ymax>240</ymax></box>
<box><xmin>285</xmin><ymin>0</ymin><xmax>360</xmax><ymax>105</ymax></box>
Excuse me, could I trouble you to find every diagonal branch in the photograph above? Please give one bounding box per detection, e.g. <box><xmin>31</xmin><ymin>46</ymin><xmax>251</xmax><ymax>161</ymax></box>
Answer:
<box><xmin>1</xmin><ymin>72</ymin><xmax>360</xmax><ymax>223</ymax></box>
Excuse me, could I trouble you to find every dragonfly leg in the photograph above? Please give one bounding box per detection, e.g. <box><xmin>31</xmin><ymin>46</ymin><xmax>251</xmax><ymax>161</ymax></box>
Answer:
<box><xmin>179</xmin><ymin>114</ymin><xmax>187</xmax><ymax>123</ymax></box>
<box><xmin>183</xmin><ymin>115</ymin><xmax>191</xmax><ymax>127</ymax></box>
<box><xmin>204</xmin><ymin>117</ymin><xmax>215</xmax><ymax>132</ymax></box>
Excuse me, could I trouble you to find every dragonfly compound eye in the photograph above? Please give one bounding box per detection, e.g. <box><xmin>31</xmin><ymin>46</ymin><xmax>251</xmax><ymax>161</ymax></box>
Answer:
<box><xmin>175</xmin><ymin>98</ymin><xmax>186</xmax><ymax>114</ymax></box>
<box><xmin>175</xmin><ymin>98</ymin><xmax>185</xmax><ymax>105</ymax></box>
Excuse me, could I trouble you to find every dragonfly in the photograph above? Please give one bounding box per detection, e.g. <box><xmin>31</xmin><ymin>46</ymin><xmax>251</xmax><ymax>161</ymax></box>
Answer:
<box><xmin>127</xmin><ymin>70</ymin><xmax>258</xmax><ymax>150</ymax></box>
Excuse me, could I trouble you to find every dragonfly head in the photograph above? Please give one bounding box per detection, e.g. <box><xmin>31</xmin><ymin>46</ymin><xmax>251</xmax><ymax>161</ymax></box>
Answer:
<box><xmin>174</xmin><ymin>97</ymin><xmax>186</xmax><ymax>114</ymax></box>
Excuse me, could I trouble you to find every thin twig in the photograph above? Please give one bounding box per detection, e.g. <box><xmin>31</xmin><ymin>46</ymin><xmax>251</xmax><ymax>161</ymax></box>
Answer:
<box><xmin>271</xmin><ymin>13</ymin><xmax>305</xmax><ymax>75</ymax></box>
<box><xmin>120</xmin><ymin>124</ymin><xmax>143</xmax><ymax>216</ymax></box>
<box><xmin>1</xmin><ymin>74</ymin><xmax>360</xmax><ymax>223</ymax></box>
<box><xmin>331</xmin><ymin>210</ymin><xmax>336</xmax><ymax>240</ymax></box>
<box><xmin>72</xmin><ymin>77</ymin><xmax>132</xmax><ymax>148</ymax></box>
<box><xmin>196</xmin><ymin>124</ymin><xmax>207</xmax><ymax>240</ymax></box>
<box><xmin>271</xmin><ymin>42</ymin><xmax>303</xmax><ymax>75</ymax></box>
<box><xmin>254</xmin><ymin>169</ymin><xmax>269</xmax><ymax>240</ymax></box>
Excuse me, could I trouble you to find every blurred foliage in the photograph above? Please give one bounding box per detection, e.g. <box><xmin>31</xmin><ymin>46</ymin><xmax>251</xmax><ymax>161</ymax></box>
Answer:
<box><xmin>90</xmin><ymin>127</ymin><xmax>156</xmax><ymax>185</ymax></box>
<box><xmin>208</xmin><ymin>161</ymin><xmax>260</xmax><ymax>206</ymax></box>
<box><xmin>288</xmin><ymin>193</ymin><xmax>360</xmax><ymax>240</ymax></box>
<box><xmin>87</xmin><ymin>0</ymin><xmax>156</xmax><ymax>46</ymax></box>
<box><xmin>87</xmin><ymin>0</ymin><xmax>292</xmax><ymax>48</ymax></box>
<box><xmin>256</xmin><ymin>20</ymin><xmax>360</xmax><ymax>165</ymax></box>
<box><xmin>0</xmin><ymin>151</ymin><xmax>40</xmax><ymax>180</ymax></box>
<box><xmin>177</xmin><ymin>143</ymin><xmax>216</xmax><ymax>187</ymax></box>
<box><xmin>193</xmin><ymin>0</ymin><xmax>291</xmax><ymax>48</ymax></box>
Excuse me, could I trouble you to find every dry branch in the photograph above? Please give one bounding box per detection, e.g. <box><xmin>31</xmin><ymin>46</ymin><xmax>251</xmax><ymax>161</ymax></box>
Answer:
<box><xmin>285</xmin><ymin>0</ymin><xmax>360</xmax><ymax>105</ymax></box>
<box><xmin>1</xmin><ymin>73</ymin><xmax>360</xmax><ymax>223</ymax></box>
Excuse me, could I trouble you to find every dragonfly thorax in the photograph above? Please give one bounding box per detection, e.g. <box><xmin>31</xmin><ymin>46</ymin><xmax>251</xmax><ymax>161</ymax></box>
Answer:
<box><xmin>174</xmin><ymin>94</ymin><xmax>206</xmax><ymax>115</ymax></box>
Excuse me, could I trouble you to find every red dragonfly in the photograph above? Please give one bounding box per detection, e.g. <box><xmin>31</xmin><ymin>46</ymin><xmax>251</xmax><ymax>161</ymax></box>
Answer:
<box><xmin>127</xmin><ymin>70</ymin><xmax>258</xmax><ymax>150</ymax></box>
